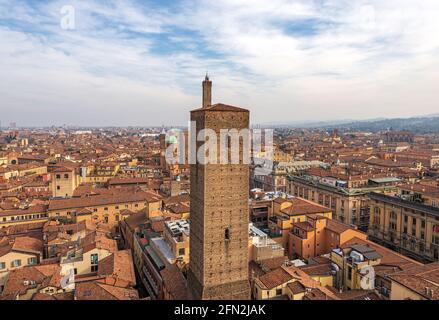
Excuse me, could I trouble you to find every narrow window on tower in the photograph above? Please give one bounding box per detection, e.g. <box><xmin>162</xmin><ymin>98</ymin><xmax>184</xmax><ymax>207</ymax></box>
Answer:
<box><xmin>227</xmin><ymin>135</ymin><xmax>232</xmax><ymax>164</ymax></box>
<box><xmin>225</xmin><ymin>228</ymin><xmax>230</xmax><ymax>241</ymax></box>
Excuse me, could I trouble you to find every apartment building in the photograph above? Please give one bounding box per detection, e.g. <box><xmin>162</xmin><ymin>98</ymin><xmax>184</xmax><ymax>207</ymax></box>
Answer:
<box><xmin>0</xmin><ymin>205</ymin><xmax>49</xmax><ymax>228</ymax></box>
<box><xmin>0</xmin><ymin>263</ymin><xmax>72</xmax><ymax>300</ymax></box>
<box><xmin>330</xmin><ymin>236</ymin><xmax>421</xmax><ymax>298</ymax></box>
<box><xmin>288</xmin><ymin>214</ymin><xmax>367</xmax><ymax>260</ymax></box>
<box><xmin>47</xmin><ymin>191</ymin><xmax>163</xmax><ymax>227</ymax></box>
<box><xmin>81</xmin><ymin>163</ymin><xmax>121</xmax><ymax>184</ymax></box>
<box><xmin>368</xmin><ymin>192</ymin><xmax>439</xmax><ymax>263</ymax></box>
<box><xmin>252</xmin><ymin>265</ymin><xmax>324</xmax><ymax>300</ymax></box>
<box><xmin>0</xmin><ymin>236</ymin><xmax>43</xmax><ymax>292</ymax></box>
<box><xmin>387</xmin><ymin>262</ymin><xmax>439</xmax><ymax>300</ymax></box>
<box><xmin>287</xmin><ymin>174</ymin><xmax>398</xmax><ymax>230</ymax></box>
<box><xmin>50</xmin><ymin>166</ymin><xmax>79</xmax><ymax>198</ymax></box>
<box><xmin>249</xmin><ymin>224</ymin><xmax>284</xmax><ymax>262</ymax></box>
<box><xmin>43</xmin><ymin>219</ymin><xmax>98</xmax><ymax>259</ymax></box>
<box><xmin>59</xmin><ymin>230</ymin><xmax>117</xmax><ymax>276</ymax></box>
<box><xmin>17</xmin><ymin>154</ymin><xmax>51</xmax><ymax>165</ymax></box>
<box><xmin>268</xmin><ymin>197</ymin><xmax>332</xmax><ymax>251</ymax></box>
<box><xmin>251</xmin><ymin>160</ymin><xmax>327</xmax><ymax>192</ymax></box>
<box><xmin>163</xmin><ymin>219</ymin><xmax>190</xmax><ymax>265</ymax></box>
<box><xmin>119</xmin><ymin>214</ymin><xmax>164</xmax><ymax>299</ymax></box>
<box><xmin>396</xmin><ymin>150</ymin><xmax>439</xmax><ymax>168</ymax></box>
<box><xmin>130</xmin><ymin>223</ymin><xmax>187</xmax><ymax>300</ymax></box>
<box><xmin>399</xmin><ymin>183</ymin><xmax>439</xmax><ymax>208</ymax></box>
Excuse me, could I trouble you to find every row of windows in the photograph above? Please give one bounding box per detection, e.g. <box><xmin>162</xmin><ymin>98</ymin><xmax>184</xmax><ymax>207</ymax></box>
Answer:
<box><xmin>0</xmin><ymin>257</ymin><xmax>37</xmax><ymax>270</ymax></box>
<box><xmin>374</xmin><ymin>209</ymin><xmax>431</xmax><ymax>227</ymax></box>
<box><xmin>52</xmin><ymin>202</ymin><xmax>146</xmax><ymax>216</ymax></box>
<box><xmin>2</xmin><ymin>213</ymin><xmax>48</xmax><ymax>223</ymax></box>
<box><xmin>2</xmin><ymin>202</ymin><xmax>147</xmax><ymax>225</ymax></box>
<box><xmin>293</xmin><ymin>185</ymin><xmax>350</xmax><ymax>210</ymax></box>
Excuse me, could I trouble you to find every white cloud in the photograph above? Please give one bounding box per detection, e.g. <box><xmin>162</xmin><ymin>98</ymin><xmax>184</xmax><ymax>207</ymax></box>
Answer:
<box><xmin>1</xmin><ymin>0</ymin><xmax>439</xmax><ymax>126</ymax></box>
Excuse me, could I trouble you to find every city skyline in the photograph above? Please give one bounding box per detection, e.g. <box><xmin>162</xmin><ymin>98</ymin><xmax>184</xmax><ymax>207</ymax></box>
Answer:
<box><xmin>1</xmin><ymin>77</ymin><xmax>439</xmax><ymax>303</ymax></box>
<box><xmin>2</xmin><ymin>0</ymin><xmax>439</xmax><ymax>126</ymax></box>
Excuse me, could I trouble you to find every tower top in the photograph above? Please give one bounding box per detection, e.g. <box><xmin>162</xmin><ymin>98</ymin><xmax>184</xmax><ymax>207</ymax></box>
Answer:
<box><xmin>202</xmin><ymin>74</ymin><xmax>212</xmax><ymax>108</ymax></box>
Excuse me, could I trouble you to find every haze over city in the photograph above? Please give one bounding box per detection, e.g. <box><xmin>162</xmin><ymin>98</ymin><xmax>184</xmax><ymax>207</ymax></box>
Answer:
<box><xmin>1</xmin><ymin>0</ymin><xmax>439</xmax><ymax>126</ymax></box>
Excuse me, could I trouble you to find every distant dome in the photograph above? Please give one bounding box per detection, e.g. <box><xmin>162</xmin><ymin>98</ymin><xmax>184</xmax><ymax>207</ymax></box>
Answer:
<box><xmin>167</xmin><ymin>135</ymin><xmax>178</xmax><ymax>144</ymax></box>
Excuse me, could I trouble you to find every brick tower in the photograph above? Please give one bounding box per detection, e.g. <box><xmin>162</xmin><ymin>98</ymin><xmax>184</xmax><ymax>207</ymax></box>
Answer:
<box><xmin>187</xmin><ymin>76</ymin><xmax>251</xmax><ymax>300</ymax></box>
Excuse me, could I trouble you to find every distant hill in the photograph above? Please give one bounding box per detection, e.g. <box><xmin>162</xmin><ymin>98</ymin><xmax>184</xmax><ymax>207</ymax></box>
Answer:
<box><xmin>324</xmin><ymin>116</ymin><xmax>439</xmax><ymax>133</ymax></box>
<box><xmin>262</xmin><ymin>115</ymin><xmax>439</xmax><ymax>133</ymax></box>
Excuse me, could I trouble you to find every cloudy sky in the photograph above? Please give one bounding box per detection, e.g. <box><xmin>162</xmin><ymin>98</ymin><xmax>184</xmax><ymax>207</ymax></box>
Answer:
<box><xmin>1</xmin><ymin>0</ymin><xmax>439</xmax><ymax>127</ymax></box>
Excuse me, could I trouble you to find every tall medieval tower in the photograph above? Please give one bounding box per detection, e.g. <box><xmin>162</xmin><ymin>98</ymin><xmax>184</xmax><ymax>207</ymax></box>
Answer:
<box><xmin>187</xmin><ymin>76</ymin><xmax>251</xmax><ymax>300</ymax></box>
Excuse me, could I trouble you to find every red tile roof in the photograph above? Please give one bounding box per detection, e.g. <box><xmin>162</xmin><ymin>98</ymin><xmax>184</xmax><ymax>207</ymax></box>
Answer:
<box><xmin>191</xmin><ymin>103</ymin><xmax>249</xmax><ymax>113</ymax></box>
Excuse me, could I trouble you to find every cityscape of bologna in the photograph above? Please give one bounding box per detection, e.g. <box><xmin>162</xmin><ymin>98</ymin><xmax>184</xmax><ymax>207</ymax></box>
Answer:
<box><xmin>1</xmin><ymin>0</ymin><xmax>439</xmax><ymax>311</ymax></box>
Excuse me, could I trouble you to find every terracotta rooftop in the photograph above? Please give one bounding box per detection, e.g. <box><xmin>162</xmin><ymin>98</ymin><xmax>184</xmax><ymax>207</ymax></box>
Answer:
<box><xmin>1</xmin><ymin>264</ymin><xmax>62</xmax><ymax>297</ymax></box>
<box><xmin>325</xmin><ymin>219</ymin><xmax>357</xmax><ymax>234</ymax></box>
<box><xmin>98</xmin><ymin>250</ymin><xmax>136</xmax><ymax>288</ymax></box>
<box><xmin>303</xmin><ymin>286</ymin><xmax>340</xmax><ymax>300</ymax></box>
<box><xmin>257</xmin><ymin>267</ymin><xmax>293</xmax><ymax>289</ymax></box>
<box><xmin>294</xmin><ymin>221</ymin><xmax>315</xmax><ymax>232</ymax></box>
<box><xmin>191</xmin><ymin>103</ymin><xmax>249</xmax><ymax>113</ymax></box>
<box><xmin>160</xmin><ymin>264</ymin><xmax>188</xmax><ymax>300</ymax></box>
<box><xmin>79</xmin><ymin>231</ymin><xmax>117</xmax><ymax>254</ymax></box>
<box><xmin>32</xmin><ymin>292</ymin><xmax>74</xmax><ymax>300</ymax></box>
<box><xmin>0</xmin><ymin>235</ymin><xmax>43</xmax><ymax>258</ymax></box>
<box><xmin>0</xmin><ymin>221</ymin><xmax>45</xmax><ymax>237</ymax></box>
<box><xmin>0</xmin><ymin>204</ymin><xmax>48</xmax><ymax>217</ymax></box>
<box><xmin>163</xmin><ymin>194</ymin><xmax>190</xmax><ymax>205</ymax></box>
<box><xmin>280</xmin><ymin>198</ymin><xmax>331</xmax><ymax>216</ymax></box>
<box><xmin>387</xmin><ymin>262</ymin><xmax>439</xmax><ymax>300</ymax></box>
<box><xmin>333</xmin><ymin>289</ymin><xmax>382</xmax><ymax>300</ymax></box>
<box><xmin>399</xmin><ymin>183</ymin><xmax>439</xmax><ymax>197</ymax></box>
<box><xmin>300</xmin><ymin>261</ymin><xmax>332</xmax><ymax>277</ymax></box>
<box><xmin>258</xmin><ymin>256</ymin><xmax>288</xmax><ymax>272</ymax></box>
<box><xmin>48</xmin><ymin>191</ymin><xmax>162</xmax><ymax>211</ymax></box>
<box><xmin>287</xmin><ymin>280</ymin><xmax>307</xmax><ymax>295</ymax></box>
<box><xmin>123</xmin><ymin>211</ymin><xmax>148</xmax><ymax>231</ymax></box>
<box><xmin>75</xmin><ymin>281</ymin><xmax>139</xmax><ymax>300</ymax></box>
<box><xmin>256</xmin><ymin>265</ymin><xmax>319</xmax><ymax>290</ymax></box>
